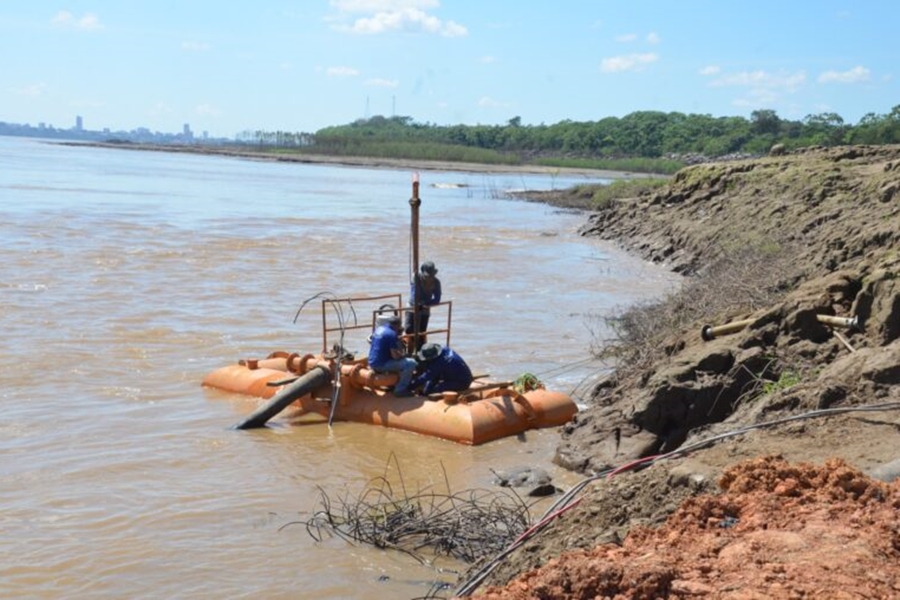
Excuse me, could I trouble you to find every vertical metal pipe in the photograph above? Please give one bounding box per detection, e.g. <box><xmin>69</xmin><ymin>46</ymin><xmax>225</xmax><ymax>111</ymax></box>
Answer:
<box><xmin>409</xmin><ymin>173</ymin><xmax>421</xmax><ymax>350</ymax></box>
<box><xmin>321</xmin><ymin>298</ymin><xmax>327</xmax><ymax>353</ymax></box>
<box><xmin>410</xmin><ymin>172</ymin><xmax>420</xmax><ymax>272</ymax></box>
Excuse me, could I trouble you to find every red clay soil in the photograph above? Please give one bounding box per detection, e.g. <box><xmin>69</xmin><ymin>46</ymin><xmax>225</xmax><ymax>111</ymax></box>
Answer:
<box><xmin>473</xmin><ymin>456</ymin><xmax>900</xmax><ymax>599</ymax></box>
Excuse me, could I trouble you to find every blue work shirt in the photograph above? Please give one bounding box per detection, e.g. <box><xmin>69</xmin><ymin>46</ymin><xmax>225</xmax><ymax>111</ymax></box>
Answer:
<box><xmin>368</xmin><ymin>325</ymin><xmax>402</xmax><ymax>370</ymax></box>
<box><xmin>411</xmin><ymin>347</ymin><xmax>473</xmax><ymax>395</ymax></box>
<box><xmin>409</xmin><ymin>274</ymin><xmax>441</xmax><ymax>309</ymax></box>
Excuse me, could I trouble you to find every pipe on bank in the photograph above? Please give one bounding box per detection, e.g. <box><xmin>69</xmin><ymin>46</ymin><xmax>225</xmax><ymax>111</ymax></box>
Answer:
<box><xmin>816</xmin><ymin>314</ymin><xmax>858</xmax><ymax>330</ymax></box>
<box><xmin>701</xmin><ymin>318</ymin><xmax>755</xmax><ymax>341</ymax></box>
<box><xmin>701</xmin><ymin>314</ymin><xmax>859</xmax><ymax>342</ymax></box>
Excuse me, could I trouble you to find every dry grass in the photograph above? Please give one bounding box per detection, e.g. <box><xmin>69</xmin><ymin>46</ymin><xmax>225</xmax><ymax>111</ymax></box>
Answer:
<box><xmin>592</xmin><ymin>238</ymin><xmax>799</xmax><ymax>382</ymax></box>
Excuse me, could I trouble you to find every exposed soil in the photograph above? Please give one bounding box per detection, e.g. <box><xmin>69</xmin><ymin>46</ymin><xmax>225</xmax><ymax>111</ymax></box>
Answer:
<box><xmin>474</xmin><ymin>456</ymin><xmax>900</xmax><ymax>599</ymax></box>
<box><xmin>459</xmin><ymin>145</ymin><xmax>900</xmax><ymax>598</ymax></box>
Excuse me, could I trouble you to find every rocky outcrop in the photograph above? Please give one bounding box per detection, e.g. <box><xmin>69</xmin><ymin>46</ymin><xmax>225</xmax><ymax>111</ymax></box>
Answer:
<box><xmin>460</xmin><ymin>146</ymin><xmax>900</xmax><ymax>598</ymax></box>
<box><xmin>460</xmin><ymin>146</ymin><xmax>900</xmax><ymax>596</ymax></box>
<box><xmin>555</xmin><ymin>145</ymin><xmax>900</xmax><ymax>474</ymax></box>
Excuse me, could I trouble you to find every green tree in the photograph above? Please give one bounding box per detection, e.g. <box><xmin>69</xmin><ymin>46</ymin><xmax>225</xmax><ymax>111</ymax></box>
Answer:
<box><xmin>802</xmin><ymin>112</ymin><xmax>847</xmax><ymax>145</ymax></box>
<box><xmin>750</xmin><ymin>109</ymin><xmax>782</xmax><ymax>135</ymax></box>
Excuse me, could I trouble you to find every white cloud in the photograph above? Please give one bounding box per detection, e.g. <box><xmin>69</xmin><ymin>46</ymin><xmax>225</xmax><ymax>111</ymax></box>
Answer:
<box><xmin>479</xmin><ymin>55</ymin><xmax>497</xmax><ymax>64</ymax></box>
<box><xmin>365</xmin><ymin>78</ymin><xmax>399</xmax><ymax>87</ymax></box>
<box><xmin>709</xmin><ymin>70</ymin><xmax>806</xmax><ymax>92</ymax></box>
<box><xmin>478</xmin><ymin>96</ymin><xmax>510</xmax><ymax>109</ymax></box>
<box><xmin>330</xmin><ymin>1</ymin><xmax>466</xmax><ymax>37</ymax></box>
<box><xmin>615</xmin><ymin>32</ymin><xmax>659</xmax><ymax>44</ymax></box>
<box><xmin>52</xmin><ymin>11</ymin><xmax>103</xmax><ymax>31</ymax></box>
<box><xmin>727</xmin><ymin>71</ymin><xmax>808</xmax><ymax>113</ymax></box>
<box><xmin>195</xmin><ymin>104</ymin><xmax>224</xmax><ymax>117</ymax></box>
<box><xmin>182</xmin><ymin>41</ymin><xmax>211</xmax><ymax>52</ymax></box>
<box><xmin>148</xmin><ymin>102</ymin><xmax>174</xmax><ymax>117</ymax></box>
<box><xmin>699</xmin><ymin>65</ymin><xmax>721</xmax><ymax>76</ymax></box>
<box><xmin>327</xmin><ymin>66</ymin><xmax>360</xmax><ymax>76</ymax></box>
<box><xmin>14</xmin><ymin>83</ymin><xmax>48</xmax><ymax>97</ymax></box>
<box><xmin>600</xmin><ymin>53</ymin><xmax>659</xmax><ymax>73</ymax></box>
<box><xmin>817</xmin><ymin>66</ymin><xmax>870</xmax><ymax>84</ymax></box>
<box><xmin>736</xmin><ymin>87</ymin><xmax>780</xmax><ymax>105</ymax></box>
<box><xmin>346</xmin><ymin>8</ymin><xmax>466</xmax><ymax>36</ymax></box>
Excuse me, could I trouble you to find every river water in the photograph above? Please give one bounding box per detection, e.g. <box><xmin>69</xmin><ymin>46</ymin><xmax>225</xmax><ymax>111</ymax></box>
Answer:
<box><xmin>0</xmin><ymin>136</ymin><xmax>679</xmax><ymax>598</ymax></box>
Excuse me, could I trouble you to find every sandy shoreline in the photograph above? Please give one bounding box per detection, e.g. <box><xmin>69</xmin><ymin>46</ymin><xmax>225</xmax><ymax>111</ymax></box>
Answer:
<box><xmin>56</xmin><ymin>140</ymin><xmax>651</xmax><ymax>180</ymax></box>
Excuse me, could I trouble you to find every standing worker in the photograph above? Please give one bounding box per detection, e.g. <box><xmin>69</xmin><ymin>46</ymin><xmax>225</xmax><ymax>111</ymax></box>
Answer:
<box><xmin>405</xmin><ymin>261</ymin><xmax>441</xmax><ymax>351</ymax></box>
<box><xmin>411</xmin><ymin>343</ymin><xmax>473</xmax><ymax>396</ymax></box>
<box><xmin>368</xmin><ymin>314</ymin><xmax>417</xmax><ymax>397</ymax></box>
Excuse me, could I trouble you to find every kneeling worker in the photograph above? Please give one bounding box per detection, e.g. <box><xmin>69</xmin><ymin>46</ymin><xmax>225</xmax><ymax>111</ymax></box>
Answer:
<box><xmin>368</xmin><ymin>314</ymin><xmax>417</xmax><ymax>397</ymax></box>
<box><xmin>411</xmin><ymin>343</ymin><xmax>473</xmax><ymax>396</ymax></box>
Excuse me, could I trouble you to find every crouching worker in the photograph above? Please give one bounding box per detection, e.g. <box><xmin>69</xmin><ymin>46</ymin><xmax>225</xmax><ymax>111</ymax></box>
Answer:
<box><xmin>411</xmin><ymin>343</ymin><xmax>473</xmax><ymax>396</ymax></box>
<box><xmin>368</xmin><ymin>314</ymin><xmax>417</xmax><ymax>397</ymax></box>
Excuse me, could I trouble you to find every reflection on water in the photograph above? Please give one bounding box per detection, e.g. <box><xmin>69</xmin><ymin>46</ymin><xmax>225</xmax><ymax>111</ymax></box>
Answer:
<box><xmin>0</xmin><ymin>136</ymin><xmax>679</xmax><ymax>598</ymax></box>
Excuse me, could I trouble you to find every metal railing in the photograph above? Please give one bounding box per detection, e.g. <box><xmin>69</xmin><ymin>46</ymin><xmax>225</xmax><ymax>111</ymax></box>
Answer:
<box><xmin>321</xmin><ymin>294</ymin><xmax>452</xmax><ymax>355</ymax></box>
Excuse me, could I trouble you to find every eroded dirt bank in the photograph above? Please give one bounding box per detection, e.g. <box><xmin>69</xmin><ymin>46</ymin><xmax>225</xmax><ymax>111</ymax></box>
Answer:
<box><xmin>463</xmin><ymin>145</ymin><xmax>900</xmax><ymax>597</ymax></box>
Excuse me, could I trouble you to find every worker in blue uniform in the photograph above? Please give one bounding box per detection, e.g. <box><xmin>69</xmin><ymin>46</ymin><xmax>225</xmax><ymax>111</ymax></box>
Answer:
<box><xmin>411</xmin><ymin>343</ymin><xmax>473</xmax><ymax>396</ymax></box>
<box><xmin>368</xmin><ymin>314</ymin><xmax>417</xmax><ymax>397</ymax></box>
<box><xmin>405</xmin><ymin>261</ymin><xmax>441</xmax><ymax>351</ymax></box>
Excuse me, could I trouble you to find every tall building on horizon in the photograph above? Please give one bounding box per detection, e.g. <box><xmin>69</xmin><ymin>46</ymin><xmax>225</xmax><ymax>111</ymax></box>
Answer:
<box><xmin>75</xmin><ymin>115</ymin><xmax>83</xmax><ymax>131</ymax></box>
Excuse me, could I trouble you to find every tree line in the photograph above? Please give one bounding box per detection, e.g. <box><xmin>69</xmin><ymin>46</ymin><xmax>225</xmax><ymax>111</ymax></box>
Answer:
<box><xmin>237</xmin><ymin>106</ymin><xmax>900</xmax><ymax>174</ymax></box>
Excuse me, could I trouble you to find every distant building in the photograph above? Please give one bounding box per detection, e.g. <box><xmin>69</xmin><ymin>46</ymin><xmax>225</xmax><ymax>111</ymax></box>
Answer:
<box><xmin>0</xmin><ymin>116</ymin><xmax>234</xmax><ymax>144</ymax></box>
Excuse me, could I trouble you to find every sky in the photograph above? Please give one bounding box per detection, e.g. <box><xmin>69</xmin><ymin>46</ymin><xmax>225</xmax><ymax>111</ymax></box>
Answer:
<box><xmin>1</xmin><ymin>1</ymin><xmax>897</xmax><ymax>139</ymax></box>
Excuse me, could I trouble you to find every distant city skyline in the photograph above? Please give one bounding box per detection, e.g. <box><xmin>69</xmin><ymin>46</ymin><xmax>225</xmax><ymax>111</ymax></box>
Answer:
<box><xmin>0</xmin><ymin>114</ymin><xmax>223</xmax><ymax>144</ymax></box>
<box><xmin>2</xmin><ymin>2</ymin><xmax>898</xmax><ymax>139</ymax></box>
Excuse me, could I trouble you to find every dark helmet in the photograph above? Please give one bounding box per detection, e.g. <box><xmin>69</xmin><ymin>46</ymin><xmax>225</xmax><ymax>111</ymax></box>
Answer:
<box><xmin>417</xmin><ymin>343</ymin><xmax>442</xmax><ymax>361</ymax></box>
<box><xmin>420</xmin><ymin>261</ymin><xmax>438</xmax><ymax>276</ymax></box>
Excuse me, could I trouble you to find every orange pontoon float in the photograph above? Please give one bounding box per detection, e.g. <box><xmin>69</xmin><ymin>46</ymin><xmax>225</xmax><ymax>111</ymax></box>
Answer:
<box><xmin>202</xmin><ymin>344</ymin><xmax>578</xmax><ymax>445</ymax></box>
<box><xmin>202</xmin><ymin>175</ymin><xmax>578</xmax><ymax>445</ymax></box>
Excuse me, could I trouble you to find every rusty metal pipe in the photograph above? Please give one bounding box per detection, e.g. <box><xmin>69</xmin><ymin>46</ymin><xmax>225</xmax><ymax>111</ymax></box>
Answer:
<box><xmin>341</xmin><ymin>363</ymin><xmax>398</xmax><ymax>389</ymax></box>
<box><xmin>701</xmin><ymin>318</ymin><xmax>755</xmax><ymax>341</ymax></box>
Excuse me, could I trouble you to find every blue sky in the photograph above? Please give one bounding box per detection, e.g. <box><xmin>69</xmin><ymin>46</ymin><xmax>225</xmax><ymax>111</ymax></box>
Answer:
<box><xmin>2</xmin><ymin>1</ymin><xmax>897</xmax><ymax>138</ymax></box>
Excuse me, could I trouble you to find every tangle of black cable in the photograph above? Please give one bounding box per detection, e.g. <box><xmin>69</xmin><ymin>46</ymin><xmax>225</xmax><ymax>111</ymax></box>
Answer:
<box><xmin>279</xmin><ymin>453</ymin><xmax>538</xmax><ymax>566</ymax></box>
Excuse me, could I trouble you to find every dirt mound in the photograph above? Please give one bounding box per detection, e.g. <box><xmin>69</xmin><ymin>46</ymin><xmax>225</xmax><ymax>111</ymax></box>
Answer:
<box><xmin>457</xmin><ymin>145</ymin><xmax>900</xmax><ymax>597</ymax></box>
<box><xmin>473</xmin><ymin>456</ymin><xmax>900</xmax><ymax>599</ymax></box>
